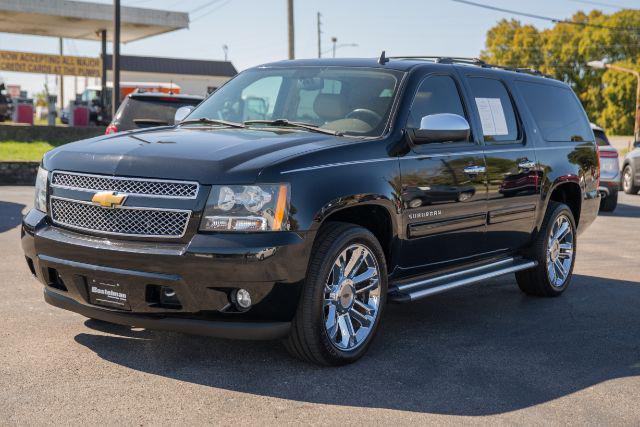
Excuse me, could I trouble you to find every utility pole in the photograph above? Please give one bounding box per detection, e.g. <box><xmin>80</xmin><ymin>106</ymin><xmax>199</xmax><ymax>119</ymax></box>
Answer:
<box><xmin>58</xmin><ymin>38</ymin><xmax>64</xmax><ymax>112</ymax></box>
<box><xmin>112</xmin><ymin>0</ymin><xmax>121</xmax><ymax>117</ymax></box>
<box><xmin>287</xmin><ymin>0</ymin><xmax>295</xmax><ymax>59</ymax></box>
<box><xmin>331</xmin><ymin>37</ymin><xmax>337</xmax><ymax>58</ymax></box>
<box><xmin>317</xmin><ymin>12</ymin><xmax>322</xmax><ymax>58</ymax></box>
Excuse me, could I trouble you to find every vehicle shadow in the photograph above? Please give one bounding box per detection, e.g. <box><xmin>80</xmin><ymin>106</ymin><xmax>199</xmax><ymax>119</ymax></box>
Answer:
<box><xmin>0</xmin><ymin>201</ymin><xmax>26</xmax><ymax>233</ymax></box>
<box><xmin>599</xmin><ymin>202</ymin><xmax>640</xmax><ymax>218</ymax></box>
<box><xmin>74</xmin><ymin>274</ymin><xmax>640</xmax><ymax>416</ymax></box>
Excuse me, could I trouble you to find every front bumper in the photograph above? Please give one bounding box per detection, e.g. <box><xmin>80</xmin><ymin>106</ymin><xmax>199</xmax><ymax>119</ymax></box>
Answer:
<box><xmin>43</xmin><ymin>289</ymin><xmax>290</xmax><ymax>340</ymax></box>
<box><xmin>22</xmin><ymin>209</ymin><xmax>315</xmax><ymax>340</ymax></box>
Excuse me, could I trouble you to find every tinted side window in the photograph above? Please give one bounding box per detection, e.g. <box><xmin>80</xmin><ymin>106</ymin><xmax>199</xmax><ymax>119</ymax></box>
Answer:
<box><xmin>407</xmin><ymin>75</ymin><xmax>467</xmax><ymax>135</ymax></box>
<box><xmin>516</xmin><ymin>81</ymin><xmax>592</xmax><ymax>142</ymax></box>
<box><xmin>467</xmin><ymin>77</ymin><xmax>519</xmax><ymax>143</ymax></box>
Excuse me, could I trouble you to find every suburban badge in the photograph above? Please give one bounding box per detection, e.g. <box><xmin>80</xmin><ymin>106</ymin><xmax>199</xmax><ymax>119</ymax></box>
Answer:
<box><xmin>408</xmin><ymin>210</ymin><xmax>443</xmax><ymax>220</ymax></box>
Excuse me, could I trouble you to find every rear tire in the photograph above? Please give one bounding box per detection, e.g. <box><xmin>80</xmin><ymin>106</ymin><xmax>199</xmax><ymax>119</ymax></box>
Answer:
<box><xmin>622</xmin><ymin>165</ymin><xmax>639</xmax><ymax>195</ymax></box>
<box><xmin>599</xmin><ymin>188</ymin><xmax>618</xmax><ymax>212</ymax></box>
<box><xmin>285</xmin><ymin>222</ymin><xmax>387</xmax><ymax>366</ymax></box>
<box><xmin>516</xmin><ymin>202</ymin><xmax>576</xmax><ymax>297</ymax></box>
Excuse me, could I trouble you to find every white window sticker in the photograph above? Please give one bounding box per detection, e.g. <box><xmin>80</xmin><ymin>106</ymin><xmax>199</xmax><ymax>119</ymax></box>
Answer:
<box><xmin>475</xmin><ymin>97</ymin><xmax>509</xmax><ymax>136</ymax></box>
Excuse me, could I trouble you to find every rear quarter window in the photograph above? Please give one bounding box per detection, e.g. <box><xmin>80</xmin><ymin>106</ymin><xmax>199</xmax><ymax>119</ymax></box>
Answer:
<box><xmin>515</xmin><ymin>81</ymin><xmax>592</xmax><ymax>143</ymax></box>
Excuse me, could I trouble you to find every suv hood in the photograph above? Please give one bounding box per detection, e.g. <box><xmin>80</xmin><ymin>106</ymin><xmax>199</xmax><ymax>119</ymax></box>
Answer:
<box><xmin>43</xmin><ymin>127</ymin><xmax>341</xmax><ymax>184</ymax></box>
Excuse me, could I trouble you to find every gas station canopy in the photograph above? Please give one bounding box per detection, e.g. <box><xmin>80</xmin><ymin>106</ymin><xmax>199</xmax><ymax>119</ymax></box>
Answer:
<box><xmin>0</xmin><ymin>0</ymin><xmax>189</xmax><ymax>43</ymax></box>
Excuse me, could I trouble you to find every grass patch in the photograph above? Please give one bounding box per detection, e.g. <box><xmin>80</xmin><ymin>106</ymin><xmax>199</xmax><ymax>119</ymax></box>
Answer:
<box><xmin>0</xmin><ymin>141</ymin><xmax>55</xmax><ymax>162</ymax></box>
<box><xmin>33</xmin><ymin>117</ymin><xmax>63</xmax><ymax>126</ymax></box>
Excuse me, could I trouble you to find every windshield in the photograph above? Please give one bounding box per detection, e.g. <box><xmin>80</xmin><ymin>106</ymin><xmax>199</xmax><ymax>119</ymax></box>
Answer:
<box><xmin>187</xmin><ymin>67</ymin><xmax>404</xmax><ymax>136</ymax></box>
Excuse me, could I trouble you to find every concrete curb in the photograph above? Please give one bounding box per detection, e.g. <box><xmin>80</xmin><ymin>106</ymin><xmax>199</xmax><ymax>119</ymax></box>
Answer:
<box><xmin>0</xmin><ymin>161</ymin><xmax>39</xmax><ymax>185</ymax></box>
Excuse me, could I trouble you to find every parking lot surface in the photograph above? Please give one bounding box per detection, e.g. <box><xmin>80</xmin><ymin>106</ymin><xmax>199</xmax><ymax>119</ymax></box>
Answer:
<box><xmin>1</xmin><ymin>186</ymin><xmax>639</xmax><ymax>425</ymax></box>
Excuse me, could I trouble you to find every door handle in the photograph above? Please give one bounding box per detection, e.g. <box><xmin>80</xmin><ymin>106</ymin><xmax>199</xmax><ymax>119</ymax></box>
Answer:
<box><xmin>518</xmin><ymin>160</ymin><xmax>536</xmax><ymax>169</ymax></box>
<box><xmin>463</xmin><ymin>165</ymin><xmax>486</xmax><ymax>174</ymax></box>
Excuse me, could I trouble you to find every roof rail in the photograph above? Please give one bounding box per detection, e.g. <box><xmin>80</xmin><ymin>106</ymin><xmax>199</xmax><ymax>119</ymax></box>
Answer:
<box><xmin>388</xmin><ymin>56</ymin><xmax>486</xmax><ymax>65</ymax></box>
<box><xmin>387</xmin><ymin>55</ymin><xmax>551</xmax><ymax>78</ymax></box>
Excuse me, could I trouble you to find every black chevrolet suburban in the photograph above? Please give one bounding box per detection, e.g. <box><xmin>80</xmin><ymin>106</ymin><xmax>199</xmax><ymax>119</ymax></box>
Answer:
<box><xmin>22</xmin><ymin>55</ymin><xmax>600</xmax><ymax>365</ymax></box>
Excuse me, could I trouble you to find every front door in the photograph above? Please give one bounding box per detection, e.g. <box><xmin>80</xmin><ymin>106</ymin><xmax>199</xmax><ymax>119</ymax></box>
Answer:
<box><xmin>461</xmin><ymin>73</ymin><xmax>539</xmax><ymax>252</ymax></box>
<box><xmin>398</xmin><ymin>73</ymin><xmax>488</xmax><ymax>276</ymax></box>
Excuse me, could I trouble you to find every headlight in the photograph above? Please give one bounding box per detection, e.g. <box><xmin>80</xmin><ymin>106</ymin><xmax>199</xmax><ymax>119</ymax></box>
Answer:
<box><xmin>34</xmin><ymin>166</ymin><xmax>49</xmax><ymax>213</ymax></box>
<box><xmin>200</xmin><ymin>184</ymin><xmax>290</xmax><ymax>232</ymax></box>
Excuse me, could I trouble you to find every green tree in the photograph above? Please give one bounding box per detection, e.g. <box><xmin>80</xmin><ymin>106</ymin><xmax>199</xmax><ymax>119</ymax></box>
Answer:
<box><xmin>601</xmin><ymin>64</ymin><xmax>637</xmax><ymax>133</ymax></box>
<box><xmin>481</xmin><ymin>9</ymin><xmax>640</xmax><ymax>135</ymax></box>
<box><xmin>481</xmin><ymin>19</ymin><xmax>543</xmax><ymax>69</ymax></box>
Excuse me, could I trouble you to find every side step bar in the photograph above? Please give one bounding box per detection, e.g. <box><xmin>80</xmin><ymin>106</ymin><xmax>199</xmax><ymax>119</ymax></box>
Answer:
<box><xmin>388</xmin><ymin>257</ymin><xmax>537</xmax><ymax>303</ymax></box>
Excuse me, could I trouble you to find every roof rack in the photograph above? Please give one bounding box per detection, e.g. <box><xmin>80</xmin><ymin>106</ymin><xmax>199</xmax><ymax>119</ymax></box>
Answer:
<box><xmin>388</xmin><ymin>56</ymin><xmax>486</xmax><ymax>65</ymax></box>
<box><xmin>386</xmin><ymin>55</ymin><xmax>551</xmax><ymax>78</ymax></box>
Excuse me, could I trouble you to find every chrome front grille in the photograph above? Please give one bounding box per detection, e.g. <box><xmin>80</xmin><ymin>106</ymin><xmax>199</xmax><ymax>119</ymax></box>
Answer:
<box><xmin>50</xmin><ymin>197</ymin><xmax>191</xmax><ymax>238</ymax></box>
<box><xmin>51</xmin><ymin>171</ymin><xmax>199</xmax><ymax>199</ymax></box>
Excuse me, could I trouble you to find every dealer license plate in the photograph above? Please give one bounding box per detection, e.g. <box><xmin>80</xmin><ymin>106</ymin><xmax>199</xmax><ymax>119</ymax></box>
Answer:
<box><xmin>88</xmin><ymin>277</ymin><xmax>131</xmax><ymax>310</ymax></box>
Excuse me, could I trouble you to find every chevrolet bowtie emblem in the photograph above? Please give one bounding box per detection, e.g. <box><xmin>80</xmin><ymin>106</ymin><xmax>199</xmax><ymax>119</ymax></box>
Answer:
<box><xmin>91</xmin><ymin>191</ymin><xmax>127</xmax><ymax>208</ymax></box>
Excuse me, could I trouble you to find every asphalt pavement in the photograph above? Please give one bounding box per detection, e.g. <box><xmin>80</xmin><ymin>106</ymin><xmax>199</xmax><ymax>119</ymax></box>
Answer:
<box><xmin>1</xmin><ymin>186</ymin><xmax>639</xmax><ymax>425</ymax></box>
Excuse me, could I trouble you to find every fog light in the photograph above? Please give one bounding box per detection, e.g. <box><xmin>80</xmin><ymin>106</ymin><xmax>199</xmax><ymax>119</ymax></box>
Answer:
<box><xmin>233</xmin><ymin>288</ymin><xmax>252</xmax><ymax>310</ymax></box>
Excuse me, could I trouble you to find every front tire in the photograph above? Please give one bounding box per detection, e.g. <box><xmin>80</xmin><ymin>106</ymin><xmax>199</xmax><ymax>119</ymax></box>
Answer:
<box><xmin>622</xmin><ymin>165</ymin><xmax>639</xmax><ymax>195</ymax></box>
<box><xmin>516</xmin><ymin>202</ymin><xmax>576</xmax><ymax>297</ymax></box>
<box><xmin>285</xmin><ymin>222</ymin><xmax>387</xmax><ymax>366</ymax></box>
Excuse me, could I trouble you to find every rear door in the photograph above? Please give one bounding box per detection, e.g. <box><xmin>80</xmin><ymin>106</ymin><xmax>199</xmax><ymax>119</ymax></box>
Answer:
<box><xmin>460</xmin><ymin>71</ymin><xmax>539</xmax><ymax>252</ymax></box>
<box><xmin>398</xmin><ymin>73</ymin><xmax>488</xmax><ymax>276</ymax></box>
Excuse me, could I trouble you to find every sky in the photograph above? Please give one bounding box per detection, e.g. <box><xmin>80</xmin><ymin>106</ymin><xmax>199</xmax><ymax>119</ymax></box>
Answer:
<box><xmin>0</xmin><ymin>0</ymin><xmax>637</xmax><ymax>98</ymax></box>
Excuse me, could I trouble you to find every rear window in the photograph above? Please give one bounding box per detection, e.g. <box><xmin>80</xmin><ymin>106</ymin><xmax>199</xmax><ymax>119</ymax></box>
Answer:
<box><xmin>115</xmin><ymin>97</ymin><xmax>201</xmax><ymax>129</ymax></box>
<box><xmin>516</xmin><ymin>81</ymin><xmax>592</xmax><ymax>142</ymax></box>
<box><xmin>593</xmin><ymin>129</ymin><xmax>610</xmax><ymax>147</ymax></box>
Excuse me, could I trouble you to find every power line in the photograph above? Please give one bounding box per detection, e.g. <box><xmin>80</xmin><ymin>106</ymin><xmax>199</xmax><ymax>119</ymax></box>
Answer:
<box><xmin>569</xmin><ymin>0</ymin><xmax>634</xmax><ymax>9</ymax></box>
<box><xmin>190</xmin><ymin>0</ymin><xmax>226</xmax><ymax>15</ymax></box>
<box><xmin>191</xmin><ymin>0</ymin><xmax>233</xmax><ymax>23</ymax></box>
<box><xmin>450</xmin><ymin>0</ymin><xmax>640</xmax><ymax>31</ymax></box>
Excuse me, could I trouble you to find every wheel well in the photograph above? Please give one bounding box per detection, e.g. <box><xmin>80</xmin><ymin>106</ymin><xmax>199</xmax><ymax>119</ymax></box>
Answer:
<box><xmin>549</xmin><ymin>183</ymin><xmax>581</xmax><ymax>225</ymax></box>
<box><xmin>321</xmin><ymin>205</ymin><xmax>393</xmax><ymax>264</ymax></box>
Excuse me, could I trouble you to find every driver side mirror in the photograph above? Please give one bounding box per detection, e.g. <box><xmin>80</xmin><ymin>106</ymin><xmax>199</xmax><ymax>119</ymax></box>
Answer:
<box><xmin>174</xmin><ymin>106</ymin><xmax>194</xmax><ymax>124</ymax></box>
<box><xmin>410</xmin><ymin>113</ymin><xmax>470</xmax><ymax>144</ymax></box>
<box><xmin>634</xmin><ymin>139</ymin><xmax>640</xmax><ymax>148</ymax></box>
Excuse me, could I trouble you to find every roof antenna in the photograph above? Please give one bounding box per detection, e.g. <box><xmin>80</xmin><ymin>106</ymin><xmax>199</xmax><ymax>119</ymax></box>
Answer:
<box><xmin>378</xmin><ymin>50</ymin><xmax>389</xmax><ymax>65</ymax></box>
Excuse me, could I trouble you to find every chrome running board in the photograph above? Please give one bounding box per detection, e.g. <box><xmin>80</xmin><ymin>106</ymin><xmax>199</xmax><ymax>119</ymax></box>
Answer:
<box><xmin>388</xmin><ymin>257</ymin><xmax>537</xmax><ymax>303</ymax></box>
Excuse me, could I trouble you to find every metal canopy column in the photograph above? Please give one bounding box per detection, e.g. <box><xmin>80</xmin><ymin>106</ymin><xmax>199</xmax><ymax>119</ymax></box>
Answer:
<box><xmin>100</xmin><ymin>29</ymin><xmax>107</xmax><ymax>114</ymax></box>
<box><xmin>112</xmin><ymin>0</ymin><xmax>121</xmax><ymax>117</ymax></box>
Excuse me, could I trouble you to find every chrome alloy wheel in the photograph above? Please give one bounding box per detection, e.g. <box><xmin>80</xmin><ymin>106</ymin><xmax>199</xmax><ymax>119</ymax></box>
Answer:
<box><xmin>546</xmin><ymin>214</ymin><xmax>574</xmax><ymax>287</ymax></box>
<box><xmin>323</xmin><ymin>244</ymin><xmax>381</xmax><ymax>351</ymax></box>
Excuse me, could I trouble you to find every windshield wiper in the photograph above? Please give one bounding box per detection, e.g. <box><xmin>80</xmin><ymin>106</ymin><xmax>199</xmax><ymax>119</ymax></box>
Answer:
<box><xmin>179</xmin><ymin>117</ymin><xmax>246</xmax><ymax>128</ymax></box>
<box><xmin>244</xmin><ymin>119</ymin><xmax>342</xmax><ymax>136</ymax></box>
